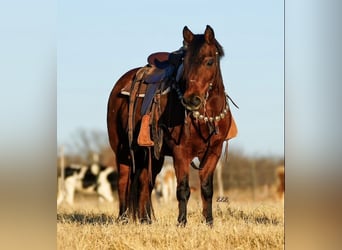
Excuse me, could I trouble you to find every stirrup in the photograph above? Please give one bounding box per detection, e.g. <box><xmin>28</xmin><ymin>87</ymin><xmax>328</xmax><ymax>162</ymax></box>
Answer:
<box><xmin>137</xmin><ymin>114</ymin><xmax>154</xmax><ymax>146</ymax></box>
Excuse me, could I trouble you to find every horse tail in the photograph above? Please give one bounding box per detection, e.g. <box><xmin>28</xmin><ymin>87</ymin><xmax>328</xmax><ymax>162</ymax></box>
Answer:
<box><xmin>128</xmin><ymin>166</ymin><xmax>141</xmax><ymax>222</ymax></box>
<box><xmin>127</xmin><ymin>149</ymin><xmax>159</xmax><ymax>223</ymax></box>
<box><xmin>128</xmin><ymin>167</ymin><xmax>156</xmax><ymax>223</ymax></box>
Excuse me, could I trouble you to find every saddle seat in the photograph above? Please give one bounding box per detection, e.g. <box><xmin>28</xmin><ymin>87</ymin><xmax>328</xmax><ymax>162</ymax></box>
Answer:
<box><xmin>147</xmin><ymin>52</ymin><xmax>170</xmax><ymax>69</ymax></box>
<box><xmin>120</xmin><ymin>48</ymin><xmax>184</xmax><ymax>98</ymax></box>
<box><xmin>148</xmin><ymin>48</ymin><xmax>185</xmax><ymax>70</ymax></box>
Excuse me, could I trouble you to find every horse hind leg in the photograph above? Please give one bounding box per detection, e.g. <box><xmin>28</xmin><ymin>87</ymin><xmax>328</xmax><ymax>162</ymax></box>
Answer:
<box><xmin>137</xmin><ymin>168</ymin><xmax>153</xmax><ymax>224</ymax></box>
<box><xmin>116</xmin><ymin>163</ymin><xmax>130</xmax><ymax>223</ymax></box>
<box><xmin>136</xmin><ymin>156</ymin><xmax>164</xmax><ymax>224</ymax></box>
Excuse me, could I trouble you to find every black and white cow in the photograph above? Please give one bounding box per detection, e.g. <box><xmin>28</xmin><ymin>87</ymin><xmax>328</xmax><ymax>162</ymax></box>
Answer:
<box><xmin>57</xmin><ymin>163</ymin><xmax>118</xmax><ymax>206</ymax></box>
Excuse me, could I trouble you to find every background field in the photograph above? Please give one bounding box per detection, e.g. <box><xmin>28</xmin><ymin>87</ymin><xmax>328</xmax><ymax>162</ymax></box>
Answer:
<box><xmin>57</xmin><ymin>188</ymin><xmax>284</xmax><ymax>250</ymax></box>
<box><xmin>57</xmin><ymin>146</ymin><xmax>284</xmax><ymax>249</ymax></box>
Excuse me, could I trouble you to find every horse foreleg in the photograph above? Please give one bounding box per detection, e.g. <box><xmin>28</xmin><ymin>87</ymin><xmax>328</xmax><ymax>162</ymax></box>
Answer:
<box><xmin>199</xmin><ymin>156</ymin><xmax>219</xmax><ymax>226</ymax></box>
<box><xmin>199</xmin><ymin>171</ymin><xmax>214</xmax><ymax>226</ymax></box>
<box><xmin>176</xmin><ymin>175</ymin><xmax>190</xmax><ymax>226</ymax></box>
<box><xmin>174</xmin><ymin>154</ymin><xmax>191</xmax><ymax>226</ymax></box>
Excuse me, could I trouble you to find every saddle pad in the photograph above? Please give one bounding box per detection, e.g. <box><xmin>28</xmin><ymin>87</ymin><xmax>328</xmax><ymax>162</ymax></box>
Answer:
<box><xmin>120</xmin><ymin>84</ymin><xmax>170</xmax><ymax>97</ymax></box>
<box><xmin>121</xmin><ymin>81</ymin><xmax>148</xmax><ymax>97</ymax></box>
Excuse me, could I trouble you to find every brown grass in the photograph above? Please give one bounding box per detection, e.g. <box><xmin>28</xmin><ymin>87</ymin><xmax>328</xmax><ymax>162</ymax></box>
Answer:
<box><xmin>57</xmin><ymin>191</ymin><xmax>284</xmax><ymax>250</ymax></box>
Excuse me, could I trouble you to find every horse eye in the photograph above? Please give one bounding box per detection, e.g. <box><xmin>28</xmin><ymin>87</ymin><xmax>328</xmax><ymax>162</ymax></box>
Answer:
<box><xmin>206</xmin><ymin>59</ymin><xmax>214</xmax><ymax>67</ymax></box>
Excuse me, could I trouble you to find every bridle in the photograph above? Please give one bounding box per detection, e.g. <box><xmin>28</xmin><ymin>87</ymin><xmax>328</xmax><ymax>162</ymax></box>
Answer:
<box><xmin>173</xmin><ymin>50</ymin><xmax>238</xmax><ymax>114</ymax></box>
<box><xmin>171</xmin><ymin>49</ymin><xmax>238</xmax><ymax>170</ymax></box>
<box><xmin>180</xmin><ymin>51</ymin><xmax>231</xmax><ymax>122</ymax></box>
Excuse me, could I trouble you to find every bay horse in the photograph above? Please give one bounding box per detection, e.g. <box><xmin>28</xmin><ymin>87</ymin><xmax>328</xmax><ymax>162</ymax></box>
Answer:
<box><xmin>107</xmin><ymin>25</ymin><xmax>237</xmax><ymax>226</ymax></box>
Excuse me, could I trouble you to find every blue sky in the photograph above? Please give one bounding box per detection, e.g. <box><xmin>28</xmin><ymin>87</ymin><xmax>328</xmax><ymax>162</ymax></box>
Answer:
<box><xmin>58</xmin><ymin>0</ymin><xmax>284</xmax><ymax>157</ymax></box>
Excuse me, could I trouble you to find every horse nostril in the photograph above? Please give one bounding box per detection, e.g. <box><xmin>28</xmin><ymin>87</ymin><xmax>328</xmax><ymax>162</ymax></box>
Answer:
<box><xmin>190</xmin><ymin>96</ymin><xmax>202</xmax><ymax>107</ymax></box>
<box><xmin>181</xmin><ymin>95</ymin><xmax>203</xmax><ymax>111</ymax></box>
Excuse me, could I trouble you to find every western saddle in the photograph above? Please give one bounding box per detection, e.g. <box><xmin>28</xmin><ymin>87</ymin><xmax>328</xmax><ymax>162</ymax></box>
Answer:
<box><xmin>120</xmin><ymin>47</ymin><xmax>185</xmax><ymax>162</ymax></box>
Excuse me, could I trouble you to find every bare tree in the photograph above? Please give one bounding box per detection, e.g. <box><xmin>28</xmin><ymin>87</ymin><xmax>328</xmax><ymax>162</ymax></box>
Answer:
<box><xmin>62</xmin><ymin>128</ymin><xmax>116</xmax><ymax>167</ymax></box>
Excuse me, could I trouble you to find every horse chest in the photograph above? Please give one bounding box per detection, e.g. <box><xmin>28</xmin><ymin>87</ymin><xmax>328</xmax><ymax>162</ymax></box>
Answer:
<box><xmin>193</xmin><ymin>115</ymin><xmax>228</xmax><ymax>136</ymax></box>
<box><xmin>185</xmin><ymin>120</ymin><xmax>225</xmax><ymax>146</ymax></box>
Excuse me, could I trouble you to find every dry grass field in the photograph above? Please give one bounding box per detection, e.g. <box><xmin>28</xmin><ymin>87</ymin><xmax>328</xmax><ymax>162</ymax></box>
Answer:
<box><xmin>57</xmin><ymin>189</ymin><xmax>284</xmax><ymax>250</ymax></box>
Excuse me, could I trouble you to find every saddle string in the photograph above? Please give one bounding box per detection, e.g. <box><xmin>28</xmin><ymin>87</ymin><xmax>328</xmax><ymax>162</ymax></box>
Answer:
<box><xmin>128</xmin><ymin>67</ymin><xmax>147</xmax><ymax>173</ymax></box>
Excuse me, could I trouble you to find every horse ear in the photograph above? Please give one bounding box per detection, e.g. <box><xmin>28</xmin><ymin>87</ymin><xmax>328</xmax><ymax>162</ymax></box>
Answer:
<box><xmin>204</xmin><ymin>25</ymin><xmax>215</xmax><ymax>44</ymax></box>
<box><xmin>183</xmin><ymin>26</ymin><xmax>194</xmax><ymax>45</ymax></box>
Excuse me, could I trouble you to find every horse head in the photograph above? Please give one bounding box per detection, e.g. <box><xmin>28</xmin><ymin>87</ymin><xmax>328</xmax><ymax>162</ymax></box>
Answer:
<box><xmin>181</xmin><ymin>25</ymin><xmax>225</xmax><ymax>111</ymax></box>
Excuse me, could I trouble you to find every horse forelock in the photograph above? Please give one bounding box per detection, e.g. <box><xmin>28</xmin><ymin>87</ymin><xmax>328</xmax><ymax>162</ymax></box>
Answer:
<box><xmin>185</xmin><ymin>35</ymin><xmax>224</xmax><ymax>63</ymax></box>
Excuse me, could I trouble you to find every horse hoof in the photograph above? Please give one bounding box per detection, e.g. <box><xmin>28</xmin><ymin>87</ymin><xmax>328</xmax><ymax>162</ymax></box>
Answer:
<box><xmin>116</xmin><ymin>215</ymin><xmax>129</xmax><ymax>225</ymax></box>
<box><xmin>177</xmin><ymin>220</ymin><xmax>187</xmax><ymax>227</ymax></box>
<box><xmin>140</xmin><ymin>218</ymin><xmax>152</xmax><ymax>224</ymax></box>
<box><xmin>206</xmin><ymin>219</ymin><xmax>213</xmax><ymax>228</ymax></box>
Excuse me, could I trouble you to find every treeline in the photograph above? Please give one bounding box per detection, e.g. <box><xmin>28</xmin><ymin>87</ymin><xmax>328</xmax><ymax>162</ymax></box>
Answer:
<box><xmin>58</xmin><ymin>129</ymin><xmax>284</xmax><ymax>192</ymax></box>
<box><xmin>220</xmin><ymin>150</ymin><xmax>284</xmax><ymax>190</ymax></box>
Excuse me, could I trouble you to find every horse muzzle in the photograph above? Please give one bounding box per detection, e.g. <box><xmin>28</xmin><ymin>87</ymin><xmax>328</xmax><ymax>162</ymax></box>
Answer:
<box><xmin>181</xmin><ymin>95</ymin><xmax>203</xmax><ymax>111</ymax></box>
